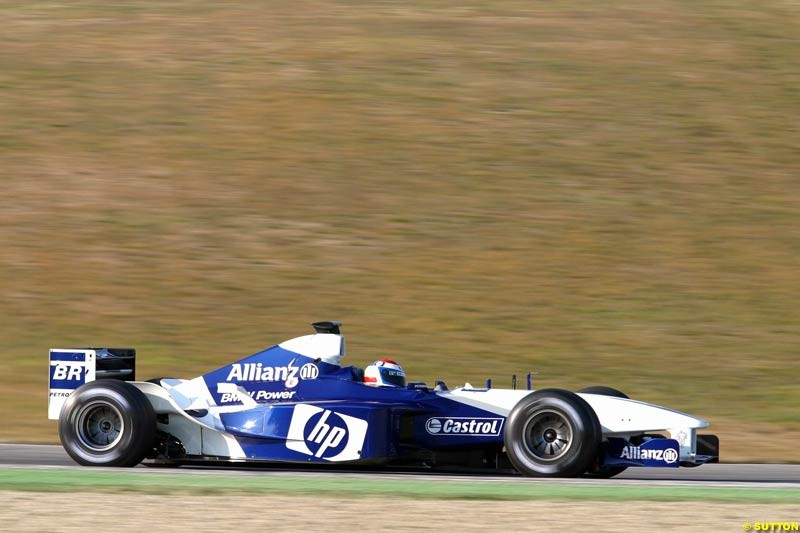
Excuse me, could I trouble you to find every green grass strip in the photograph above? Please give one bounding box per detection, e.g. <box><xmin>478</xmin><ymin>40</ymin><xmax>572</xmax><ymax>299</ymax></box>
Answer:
<box><xmin>1</xmin><ymin>468</ymin><xmax>798</xmax><ymax>503</ymax></box>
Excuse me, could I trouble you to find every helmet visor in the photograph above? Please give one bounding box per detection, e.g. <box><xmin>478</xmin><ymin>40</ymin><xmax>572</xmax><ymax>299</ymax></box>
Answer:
<box><xmin>379</xmin><ymin>367</ymin><xmax>406</xmax><ymax>388</ymax></box>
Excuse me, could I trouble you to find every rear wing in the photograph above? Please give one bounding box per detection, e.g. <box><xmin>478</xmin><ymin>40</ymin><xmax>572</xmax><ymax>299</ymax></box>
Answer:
<box><xmin>48</xmin><ymin>348</ymin><xmax>136</xmax><ymax>419</ymax></box>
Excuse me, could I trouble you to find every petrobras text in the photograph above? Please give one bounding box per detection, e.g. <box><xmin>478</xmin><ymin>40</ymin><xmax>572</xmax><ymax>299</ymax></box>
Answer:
<box><xmin>225</xmin><ymin>361</ymin><xmax>319</xmax><ymax>388</ymax></box>
<box><xmin>425</xmin><ymin>417</ymin><xmax>503</xmax><ymax>436</ymax></box>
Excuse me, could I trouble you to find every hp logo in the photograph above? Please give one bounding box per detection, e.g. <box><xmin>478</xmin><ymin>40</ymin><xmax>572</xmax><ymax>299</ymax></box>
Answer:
<box><xmin>286</xmin><ymin>404</ymin><xmax>369</xmax><ymax>462</ymax></box>
<box><xmin>304</xmin><ymin>409</ymin><xmax>348</xmax><ymax>458</ymax></box>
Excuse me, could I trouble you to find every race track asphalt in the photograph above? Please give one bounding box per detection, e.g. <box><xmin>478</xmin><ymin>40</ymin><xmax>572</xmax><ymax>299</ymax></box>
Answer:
<box><xmin>2</xmin><ymin>444</ymin><xmax>799</xmax><ymax>487</ymax></box>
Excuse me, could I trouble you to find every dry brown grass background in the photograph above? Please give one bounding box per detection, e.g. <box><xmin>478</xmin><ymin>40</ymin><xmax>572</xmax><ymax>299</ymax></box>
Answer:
<box><xmin>1</xmin><ymin>0</ymin><xmax>799</xmax><ymax>460</ymax></box>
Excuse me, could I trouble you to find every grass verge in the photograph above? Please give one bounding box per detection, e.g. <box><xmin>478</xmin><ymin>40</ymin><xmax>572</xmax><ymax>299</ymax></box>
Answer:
<box><xmin>1</xmin><ymin>468</ymin><xmax>798</xmax><ymax>503</ymax></box>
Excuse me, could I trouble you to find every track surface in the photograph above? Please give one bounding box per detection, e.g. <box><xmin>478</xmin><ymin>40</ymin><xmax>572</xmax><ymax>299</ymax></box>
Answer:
<box><xmin>2</xmin><ymin>444</ymin><xmax>799</xmax><ymax>487</ymax></box>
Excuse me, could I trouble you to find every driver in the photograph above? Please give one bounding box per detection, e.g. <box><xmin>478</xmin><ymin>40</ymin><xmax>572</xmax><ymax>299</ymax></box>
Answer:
<box><xmin>363</xmin><ymin>359</ymin><xmax>406</xmax><ymax>388</ymax></box>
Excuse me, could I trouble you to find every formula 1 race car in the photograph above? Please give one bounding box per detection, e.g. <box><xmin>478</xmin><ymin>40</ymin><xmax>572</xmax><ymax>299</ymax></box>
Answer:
<box><xmin>48</xmin><ymin>322</ymin><xmax>719</xmax><ymax>477</ymax></box>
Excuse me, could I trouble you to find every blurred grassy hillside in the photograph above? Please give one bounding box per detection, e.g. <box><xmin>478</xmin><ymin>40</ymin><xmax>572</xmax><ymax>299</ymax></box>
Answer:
<box><xmin>1</xmin><ymin>1</ymin><xmax>798</xmax><ymax>461</ymax></box>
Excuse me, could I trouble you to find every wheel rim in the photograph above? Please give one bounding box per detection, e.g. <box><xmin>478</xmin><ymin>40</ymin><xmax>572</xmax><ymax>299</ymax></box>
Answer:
<box><xmin>522</xmin><ymin>409</ymin><xmax>573</xmax><ymax>462</ymax></box>
<box><xmin>75</xmin><ymin>401</ymin><xmax>124</xmax><ymax>451</ymax></box>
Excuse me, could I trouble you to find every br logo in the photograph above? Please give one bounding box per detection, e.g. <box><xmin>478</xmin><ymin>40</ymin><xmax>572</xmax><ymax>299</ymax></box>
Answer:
<box><xmin>51</xmin><ymin>364</ymin><xmax>85</xmax><ymax>382</ymax></box>
<box><xmin>286</xmin><ymin>404</ymin><xmax>368</xmax><ymax>462</ymax></box>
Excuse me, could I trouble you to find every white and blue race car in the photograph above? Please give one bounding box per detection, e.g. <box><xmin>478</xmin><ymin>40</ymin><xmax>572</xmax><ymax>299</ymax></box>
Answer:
<box><xmin>48</xmin><ymin>322</ymin><xmax>719</xmax><ymax>477</ymax></box>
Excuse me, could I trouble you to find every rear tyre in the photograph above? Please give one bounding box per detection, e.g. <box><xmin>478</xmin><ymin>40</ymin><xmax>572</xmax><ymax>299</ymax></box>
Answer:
<box><xmin>59</xmin><ymin>380</ymin><xmax>157</xmax><ymax>467</ymax></box>
<box><xmin>504</xmin><ymin>388</ymin><xmax>601</xmax><ymax>477</ymax></box>
<box><xmin>578</xmin><ymin>385</ymin><xmax>629</xmax><ymax>479</ymax></box>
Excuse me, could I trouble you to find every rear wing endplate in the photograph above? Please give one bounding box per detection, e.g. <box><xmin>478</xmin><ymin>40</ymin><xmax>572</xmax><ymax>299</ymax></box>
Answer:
<box><xmin>48</xmin><ymin>348</ymin><xmax>136</xmax><ymax>419</ymax></box>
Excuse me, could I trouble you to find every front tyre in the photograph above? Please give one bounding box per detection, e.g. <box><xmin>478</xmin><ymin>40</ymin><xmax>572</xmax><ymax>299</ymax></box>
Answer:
<box><xmin>577</xmin><ymin>386</ymin><xmax>628</xmax><ymax>399</ymax></box>
<box><xmin>504</xmin><ymin>388</ymin><xmax>601</xmax><ymax>477</ymax></box>
<box><xmin>59</xmin><ymin>380</ymin><xmax>157</xmax><ymax>467</ymax></box>
<box><xmin>578</xmin><ymin>385</ymin><xmax>629</xmax><ymax>479</ymax></box>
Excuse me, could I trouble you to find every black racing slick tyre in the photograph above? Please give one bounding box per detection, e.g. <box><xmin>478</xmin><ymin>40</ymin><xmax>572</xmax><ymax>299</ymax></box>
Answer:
<box><xmin>504</xmin><ymin>388</ymin><xmax>601</xmax><ymax>477</ymax></box>
<box><xmin>578</xmin><ymin>385</ymin><xmax>629</xmax><ymax>479</ymax></box>
<box><xmin>59</xmin><ymin>380</ymin><xmax>157</xmax><ymax>467</ymax></box>
<box><xmin>577</xmin><ymin>386</ymin><xmax>628</xmax><ymax>399</ymax></box>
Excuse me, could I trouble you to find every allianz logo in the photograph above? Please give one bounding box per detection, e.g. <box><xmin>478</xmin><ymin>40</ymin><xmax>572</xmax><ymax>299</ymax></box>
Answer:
<box><xmin>620</xmin><ymin>445</ymin><xmax>679</xmax><ymax>464</ymax></box>
<box><xmin>425</xmin><ymin>417</ymin><xmax>503</xmax><ymax>436</ymax></box>
<box><xmin>225</xmin><ymin>361</ymin><xmax>319</xmax><ymax>388</ymax></box>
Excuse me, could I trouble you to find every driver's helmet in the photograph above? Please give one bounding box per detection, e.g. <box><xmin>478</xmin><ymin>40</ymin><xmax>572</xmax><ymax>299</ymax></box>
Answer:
<box><xmin>364</xmin><ymin>359</ymin><xmax>406</xmax><ymax>388</ymax></box>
